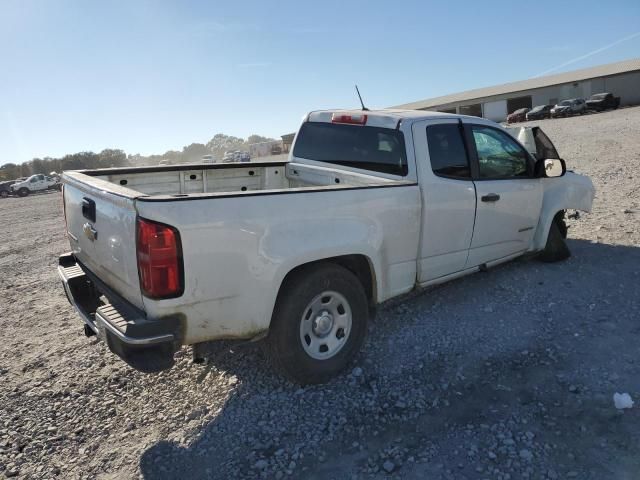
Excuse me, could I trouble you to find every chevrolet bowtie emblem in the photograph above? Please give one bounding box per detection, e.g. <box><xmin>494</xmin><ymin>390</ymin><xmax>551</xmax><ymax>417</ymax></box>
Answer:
<box><xmin>83</xmin><ymin>222</ymin><xmax>98</xmax><ymax>241</ymax></box>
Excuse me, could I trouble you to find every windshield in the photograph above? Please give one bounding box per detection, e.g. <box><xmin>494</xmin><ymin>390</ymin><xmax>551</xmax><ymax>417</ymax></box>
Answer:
<box><xmin>293</xmin><ymin>122</ymin><xmax>408</xmax><ymax>176</ymax></box>
<box><xmin>559</xmin><ymin>100</ymin><xmax>571</xmax><ymax>106</ymax></box>
<box><xmin>591</xmin><ymin>93</ymin><xmax>608</xmax><ymax>99</ymax></box>
<box><xmin>531</xmin><ymin>106</ymin><xmax>544</xmax><ymax>112</ymax></box>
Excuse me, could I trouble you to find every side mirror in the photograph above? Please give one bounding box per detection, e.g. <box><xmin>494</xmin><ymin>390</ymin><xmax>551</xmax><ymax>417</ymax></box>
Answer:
<box><xmin>536</xmin><ymin>158</ymin><xmax>566</xmax><ymax>178</ymax></box>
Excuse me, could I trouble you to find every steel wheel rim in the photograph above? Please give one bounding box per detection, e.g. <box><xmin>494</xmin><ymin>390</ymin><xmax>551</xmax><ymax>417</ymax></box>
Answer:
<box><xmin>299</xmin><ymin>290</ymin><xmax>352</xmax><ymax>360</ymax></box>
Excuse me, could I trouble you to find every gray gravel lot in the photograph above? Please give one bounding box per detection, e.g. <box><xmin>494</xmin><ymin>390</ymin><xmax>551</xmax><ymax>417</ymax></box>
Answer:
<box><xmin>1</xmin><ymin>107</ymin><xmax>640</xmax><ymax>479</ymax></box>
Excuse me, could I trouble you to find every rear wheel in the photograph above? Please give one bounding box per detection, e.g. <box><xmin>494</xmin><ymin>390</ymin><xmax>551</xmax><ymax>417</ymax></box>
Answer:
<box><xmin>266</xmin><ymin>263</ymin><xmax>368</xmax><ymax>384</ymax></box>
<box><xmin>17</xmin><ymin>187</ymin><xmax>29</xmax><ymax>197</ymax></box>
<box><xmin>0</xmin><ymin>190</ymin><xmax>8</xmax><ymax>198</ymax></box>
<box><xmin>537</xmin><ymin>214</ymin><xmax>570</xmax><ymax>263</ymax></box>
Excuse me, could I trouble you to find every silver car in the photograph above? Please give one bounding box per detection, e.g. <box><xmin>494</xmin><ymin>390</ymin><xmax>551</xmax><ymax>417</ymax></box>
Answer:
<box><xmin>551</xmin><ymin>98</ymin><xmax>586</xmax><ymax>118</ymax></box>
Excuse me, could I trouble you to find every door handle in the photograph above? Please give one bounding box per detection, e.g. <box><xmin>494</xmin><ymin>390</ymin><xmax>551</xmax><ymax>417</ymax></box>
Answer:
<box><xmin>481</xmin><ymin>193</ymin><xmax>500</xmax><ymax>202</ymax></box>
<box><xmin>82</xmin><ymin>197</ymin><xmax>96</xmax><ymax>222</ymax></box>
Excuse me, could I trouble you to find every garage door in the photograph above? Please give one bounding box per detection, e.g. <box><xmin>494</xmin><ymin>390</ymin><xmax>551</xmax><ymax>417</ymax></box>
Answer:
<box><xmin>507</xmin><ymin>96</ymin><xmax>533</xmax><ymax>114</ymax></box>
<box><xmin>483</xmin><ymin>100</ymin><xmax>507</xmax><ymax>122</ymax></box>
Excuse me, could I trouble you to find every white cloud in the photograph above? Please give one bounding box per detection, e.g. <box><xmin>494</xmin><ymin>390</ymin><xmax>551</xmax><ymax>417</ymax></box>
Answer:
<box><xmin>535</xmin><ymin>31</ymin><xmax>640</xmax><ymax>77</ymax></box>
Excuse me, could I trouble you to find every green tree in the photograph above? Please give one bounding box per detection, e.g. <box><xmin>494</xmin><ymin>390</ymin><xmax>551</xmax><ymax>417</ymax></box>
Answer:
<box><xmin>246</xmin><ymin>134</ymin><xmax>274</xmax><ymax>145</ymax></box>
<box><xmin>181</xmin><ymin>143</ymin><xmax>210</xmax><ymax>163</ymax></box>
<box><xmin>98</xmin><ymin>149</ymin><xmax>128</xmax><ymax>167</ymax></box>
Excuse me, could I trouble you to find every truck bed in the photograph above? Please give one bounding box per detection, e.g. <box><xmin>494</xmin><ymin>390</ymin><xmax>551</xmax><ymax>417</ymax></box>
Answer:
<box><xmin>61</xmin><ymin>157</ymin><xmax>420</xmax><ymax>349</ymax></box>
<box><xmin>67</xmin><ymin>161</ymin><xmax>404</xmax><ymax>199</ymax></box>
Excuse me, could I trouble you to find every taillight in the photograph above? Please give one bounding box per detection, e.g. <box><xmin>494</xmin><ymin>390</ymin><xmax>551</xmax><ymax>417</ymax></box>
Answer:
<box><xmin>331</xmin><ymin>113</ymin><xmax>367</xmax><ymax>125</ymax></box>
<box><xmin>136</xmin><ymin>218</ymin><xmax>183</xmax><ymax>299</ymax></box>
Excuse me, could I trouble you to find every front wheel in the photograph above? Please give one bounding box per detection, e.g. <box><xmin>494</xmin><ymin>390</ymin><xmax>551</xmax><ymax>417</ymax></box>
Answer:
<box><xmin>17</xmin><ymin>188</ymin><xmax>29</xmax><ymax>197</ymax></box>
<box><xmin>266</xmin><ymin>263</ymin><xmax>368</xmax><ymax>384</ymax></box>
<box><xmin>537</xmin><ymin>216</ymin><xmax>570</xmax><ymax>262</ymax></box>
<box><xmin>0</xmin><ymin>190</ymin><xmax>8</xmax><ymax>199</ymax></box>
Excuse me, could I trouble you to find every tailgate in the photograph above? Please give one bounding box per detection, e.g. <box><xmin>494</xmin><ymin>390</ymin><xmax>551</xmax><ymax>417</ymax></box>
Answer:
<box><xmin>63</xmin><ymin>172</ymin><xmax>144</xmax><ymax>309</ymax></box>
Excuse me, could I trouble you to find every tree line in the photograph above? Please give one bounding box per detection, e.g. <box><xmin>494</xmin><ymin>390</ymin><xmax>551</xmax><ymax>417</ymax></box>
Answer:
<box><xmin>0</xmin><ymin>134</ymin><xmax>275</xmax><ymax>181</ymax></box>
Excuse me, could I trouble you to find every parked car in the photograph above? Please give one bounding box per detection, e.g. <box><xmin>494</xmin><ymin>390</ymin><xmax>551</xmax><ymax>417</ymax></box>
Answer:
<box><xmin>222</xmin><ymin>151</ymin><xmax>250</xmax><ymax>163</ymax></box>
<box><xmin>585</xmin><ymin>92</ymin><xmax>620</xmax><ymax>112</ymax></box>
<box><xmin>270</xmin><ymin>144</ymin><xmax>283</xmax><ymax>155</ymax></box>
<box><xmin>0</xmin><ymin>180</ymin><xmax>16</xmax><ymax>198</ymax></box>
<box><xmin>222</xmin><ymin>151</ymin><xmax>235</xmax><ymax>163</ymax></box>
<box><xmin>526</xmin><ymin>104</ymin><xmax>554</xmax><ymax>121</ymax></box>
<box><xmin>58</xmin><ymin>109</ymin><xmax>594</xmax><ymax>383</ymax></box>
<box><xmin>506</xmin><ymin>108</ymin><xmax>529</xmax><ymax>123</ymax></box>
<box><xmin>551</xmin><ymin>98</ymin><xmax>586</xmax><ymax>118</ymax></box>
<box><xmin>10</xmin><ymin>174</ymin><xmax>60</xmax><ymax>197</ymax></box>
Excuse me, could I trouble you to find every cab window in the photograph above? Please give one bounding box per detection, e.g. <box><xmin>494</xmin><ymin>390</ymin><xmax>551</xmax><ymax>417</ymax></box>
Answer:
<box><xmin>293</xmin><ymin>122</ymin><xmax>408</xmax><ymax>176</ymax></box>
<box><xmin>426</xmin><ymin>124</ymin><xmax>470</xmax><ymax>179</ymax></box>
<box><xmin>471</xmin><ymin>126</ymin><xmax>530</xmax><ymax>179</ymax></box>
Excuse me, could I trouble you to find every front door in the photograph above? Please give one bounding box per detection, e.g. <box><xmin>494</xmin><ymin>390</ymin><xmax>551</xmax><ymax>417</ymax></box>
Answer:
<box><xmin>30</xmin><ymin>176</ymin><xmax>42</xmax><ymax>190</ymax></box>
<box><xmin>465</xmin><ymin>123</ymin><xmax>543</xmax><ymax>267</ymax></box>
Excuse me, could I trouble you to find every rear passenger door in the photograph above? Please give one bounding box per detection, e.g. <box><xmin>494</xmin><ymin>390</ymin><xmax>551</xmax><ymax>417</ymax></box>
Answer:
<box><xmin>465</xmin><ymin>123</ymin><xmax>543</xmax><ymax>267</ymax></box>
<box><xmin>412</xmin><ymin>119</ymin><xmax>477</xmax><ymax>283</ymax></box>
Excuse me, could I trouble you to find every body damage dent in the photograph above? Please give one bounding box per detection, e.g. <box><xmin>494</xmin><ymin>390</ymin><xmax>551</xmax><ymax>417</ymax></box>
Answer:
<box><xmin>532</xmin><ymin>172</ymin><xmax>595</xmax><ymax>251</ymax></box>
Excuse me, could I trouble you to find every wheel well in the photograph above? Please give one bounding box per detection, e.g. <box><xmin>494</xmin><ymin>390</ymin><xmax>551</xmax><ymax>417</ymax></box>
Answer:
<box><xmin>553</xmin><ymin>210</ymin><xmax>568</xmax><ymax>238</ymax></box>
<box><xmin>280</xmin><ymin>255</ymin><xmax>376</xmax><ymax>305</ymax></box>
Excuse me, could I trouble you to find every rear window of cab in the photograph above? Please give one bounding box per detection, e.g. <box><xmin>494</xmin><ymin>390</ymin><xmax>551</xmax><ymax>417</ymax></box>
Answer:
<box><xmin>293</xmin><ymin>122</ymin><xmax>408</xmax><ymax>176</ymax></box>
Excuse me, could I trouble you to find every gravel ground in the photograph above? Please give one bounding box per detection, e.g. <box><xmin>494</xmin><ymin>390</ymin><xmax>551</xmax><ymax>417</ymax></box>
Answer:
<box><xmin>1</xmin><ymin>106</ymin><xmax>640</xmax><ymax>480</ymax></box>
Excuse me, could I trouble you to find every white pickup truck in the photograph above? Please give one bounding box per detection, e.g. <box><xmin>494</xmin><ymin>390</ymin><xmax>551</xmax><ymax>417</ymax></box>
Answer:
<box><xmin>12</xmin><ymin>174</ymin><xmax>60</xmax><ymax>197</ymax></box>
<box><xmin>58</xmin><ymin>109</ymin><xmax>594</xmax><ymax>383</ymax></box>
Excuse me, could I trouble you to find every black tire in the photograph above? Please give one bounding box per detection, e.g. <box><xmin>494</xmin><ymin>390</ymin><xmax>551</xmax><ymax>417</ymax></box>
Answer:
<box><xmin>0</xmin><ymin>190</ymin><xmax>8</xmax><ymax>198</ymax></box>
<box><xmin>537</xmin><ymin>218</ymin><xmax>570</xmax><ymax>263</ymax></box>
<box><xmin>17</xmin><ymin>187</ymin><xmax>29</xmax><ymax>197</ymax></box>
<box><xmin>266</xmin><ymin>263</ymin><xmax>368</xmax><ymax>384</ymax></box>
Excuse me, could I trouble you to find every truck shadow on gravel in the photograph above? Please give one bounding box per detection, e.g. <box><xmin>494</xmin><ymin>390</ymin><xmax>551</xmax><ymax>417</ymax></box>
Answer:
<box><xmin>140</xmin><ymin>239</ymin><xmax>640</xmax><ymax>479</ymax></box>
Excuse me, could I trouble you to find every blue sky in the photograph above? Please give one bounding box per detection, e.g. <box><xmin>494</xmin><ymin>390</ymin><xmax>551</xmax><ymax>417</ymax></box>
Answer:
<box><xmin>1</xmin><ymin>0</ymin><xmax>639</xmax><ymax>165</ymax></box>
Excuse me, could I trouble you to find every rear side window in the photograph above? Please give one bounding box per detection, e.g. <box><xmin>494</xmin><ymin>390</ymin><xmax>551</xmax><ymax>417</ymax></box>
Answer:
<box><xmin>293</xmin><ymin>122</ymin><xmax>408</xmax><ymax>176</ymax></box>
<box><xmin>426</xmin><ymin>124</ymin><xmax>470</xmax><ymax>178</ymax></box>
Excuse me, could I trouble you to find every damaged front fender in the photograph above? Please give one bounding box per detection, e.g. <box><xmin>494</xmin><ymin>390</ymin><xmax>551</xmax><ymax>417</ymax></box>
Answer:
<box><xmin>532</xmin><ymin>172</ymin><xmax>595</xmax><ymax>251</ymax></box>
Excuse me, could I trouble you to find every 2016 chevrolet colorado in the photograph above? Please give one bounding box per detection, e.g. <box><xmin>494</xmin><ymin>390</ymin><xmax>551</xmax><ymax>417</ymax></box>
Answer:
<box><xmin>58</xmin><ymin>109</ymin><xmax>595</xmax><ymax>383</ymax></box>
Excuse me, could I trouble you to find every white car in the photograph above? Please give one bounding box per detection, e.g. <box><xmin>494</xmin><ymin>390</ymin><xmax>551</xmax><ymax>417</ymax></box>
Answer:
<box><xmin>58</xmin><ymin>109</ymin><xmax>594</xmax><ymax>383</ymax></box>
<box><xmin>222</xmin><ymin>151</ymin><xmax>236</xmax><ymax>163</ymax></box>
<box><xmin>11</xmin><ymin>174</ymin><xmax>60</xmax><ymax>197</ymax></box>
<box><xmin>551</xmin><ymin>98</ymin><xmax>586</xmax><ymax>118</ymax></box>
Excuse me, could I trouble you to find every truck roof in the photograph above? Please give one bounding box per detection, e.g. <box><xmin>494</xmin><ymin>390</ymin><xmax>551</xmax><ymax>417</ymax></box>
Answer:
<box><xmin>306</xmin><ymin>108</ymin><xmax>482</xmax><ymax>129</ymax></box>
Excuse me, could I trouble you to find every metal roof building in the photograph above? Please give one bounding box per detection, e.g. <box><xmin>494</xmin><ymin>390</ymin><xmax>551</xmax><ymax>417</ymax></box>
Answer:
<box><xmin>393</xmin><ymin>58</ymin><xmax>640</xmax><ymax>121</ymax></box>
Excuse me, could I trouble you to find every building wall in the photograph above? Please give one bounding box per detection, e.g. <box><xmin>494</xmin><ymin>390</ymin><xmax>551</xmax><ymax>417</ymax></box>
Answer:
<box><xmin>604</xmin><ymin>71</ymin><xmax>640</xmax><ymax>105</ymax></box>
<box><xmin>424</xmin><ymin>71</ymin><xmax>640</xmax><ymax>121</ymax></box>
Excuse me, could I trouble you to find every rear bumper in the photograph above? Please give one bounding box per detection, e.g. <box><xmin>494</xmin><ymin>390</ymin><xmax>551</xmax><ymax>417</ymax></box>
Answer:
<box><xmin>58</xmin><ymin>253</ymin><xmax>183</xmax><ymax>372</ymax></box>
